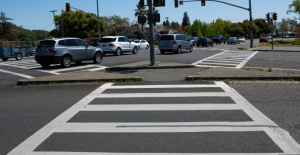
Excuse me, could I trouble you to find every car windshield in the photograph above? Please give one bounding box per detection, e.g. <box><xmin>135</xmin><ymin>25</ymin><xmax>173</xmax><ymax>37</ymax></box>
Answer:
<box><xmin>238</xmin><ymin>37</ymin><xmax>244</xmax><ymax>39</ymax></box>
<box><xmin>199</xmin><ymin>38</ymin><xmax>206</xmax><ymax>41</ymax></box>
<box><xmin>190</xmin><ymin>37</ymin><xmax>195</xmax><ymax>40</ymax></box>
<box><xmin>213</xmin><ymin>35</ymin><xmax>220</xmax><ymax>37</ymax></box>
<box><xmin>37</xmin><ymin>41</ymin><xmax>56</xmax><ymax>48</ymax></box>
<box><xmin>27</xmin><ymin>45</ymin><xmax>34</xmax><ymax>48</ymax></box>
<box><xmin>133</xmin><ymin>41</ymin><xmax>140</xmax><ymax>43</ymax></box>
<box><xmin>160</xmin><ymin>35</ymin><xmax>174</xmax><ymax>40</ymax></box>
<box><xmin>100</xmin><ymin>38</ymin><xmax>117</xmax><ymax>42</ymax></box>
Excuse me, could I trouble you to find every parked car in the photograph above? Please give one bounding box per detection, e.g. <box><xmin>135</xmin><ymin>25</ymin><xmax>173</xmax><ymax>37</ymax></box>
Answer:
<box><xmin>133</xmin><ymin>40</ymin><xmax>149</xmax><ymax>50</ymax></box>
<box><xmin>212</xmin><ymin>34</ymin><xmax>227</xmax><ymax>44</ymax></box>
<box><xmin>259</xmin><ymin>37</ymin><xmax>269</xmax><ymax>43</ymax></box>
<box><xmin>130</xmin><ymin>38</ymin><xmax>139</xmax><ymax>41</ymax></box>
<box><xmin>26</xmin><ymin>45</ymin><xmax>36</xmax><ymax>56</ymax></box>
<box><xmin>189</xmin><ymin>37</ymin><xmax>198</xmax><ymax>46</ymax></box>
<box><xmin>267</xmin><ymin>36</ymin><xmax>272</xmax><ymax>39</ymax></box>
<box><xmin>284</xmin><ymin>35</ymin><xmax>289</xmax><ymax>38</ymax></box>
<box><xmin>35</xmin><ymin>38</ymin><xmax>103</xmax><ymax>68</ymax></box>
<box><xmin>227</xmin><ymin>37</ymin><xmax>240</xmax><ymax>44</ymax></box>
<box><xmin>197</xmin><ymin>38</ymin><xmax>214</xmax><ymax>47</ymax></box>
<box><xmin>97</xmin><ymin>36</ymin><xmax>139</xmax><ymax>56</ymax></box>
<box><xmin>238</xmin><ymin>37</ymin><xmax>246</xmax><ymax>42</ymax></box>
<box><xmin>158</xmin><ymin>34</ymin><xmax>193</xmax><ymax>54</ymax></box>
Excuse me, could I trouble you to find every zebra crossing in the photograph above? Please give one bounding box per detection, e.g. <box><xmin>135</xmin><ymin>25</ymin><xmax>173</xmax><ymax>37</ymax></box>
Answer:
<box><xmin>8</xmin><ymin>82</ymin><xmax>300</xmax><ymax>154</ymax></box>
<box><xmin>0</xmin><ymin>57</ymin><xmax>107</xmax><ymax>76</ymax></box>
<box><xmin>192</xmin><ymin>50</ymin><xmax>259</xmax><ymax>68</ymax></box>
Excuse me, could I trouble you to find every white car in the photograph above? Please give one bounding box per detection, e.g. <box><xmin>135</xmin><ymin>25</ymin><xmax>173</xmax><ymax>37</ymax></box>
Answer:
<box><xmin>267</xmin><ymin>36</ymin><xmax>272</xmax><ymax>39</ymax></box>
<box><xmin>284</xmin><ymin>35</ymin><xmax>289</xmax><ymax>38</ymax></box>
<box><xmin>133</xmin><ymin>40</ymin><xmax>149</xmax><ymax>50</ymax></box>
<box><xmin>97</xmin><ymin>36</ymin><xmax>139</xmax><ymax>56</ymax></box>
<box><xmin>238</xmin><ymin>37</ymin><xmax>246</xmax><ymax>42</ymax></box>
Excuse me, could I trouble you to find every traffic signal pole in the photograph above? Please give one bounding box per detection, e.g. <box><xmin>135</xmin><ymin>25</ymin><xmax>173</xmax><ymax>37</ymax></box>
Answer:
<box><xmin>249</xmin><ymin>0</ymin><xmax>253</xmax><ymax>48</ymax></box>
<box><xmin>96</xmin><ymin>0</ymin><xmax>101</xmax><ymax>41</ymax></box>
<box><xmin>149</xmin><ymin>0</ymin><xmax>155</xmax><ymax>66</ymax></box>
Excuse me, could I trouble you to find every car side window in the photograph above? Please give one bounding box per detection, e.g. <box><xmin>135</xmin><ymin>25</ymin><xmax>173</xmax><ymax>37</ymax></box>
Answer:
<box><xmin>65</xmin><ymin>39</ymin><xmax>77</xmax><ymax>46</ymax></box>
<box><xmin>142</xmin><ymin>40</ymin><xmax>146</xmax><ymax>43</ymax></box>
<box><xmin>58</xmin><ymin>40</ymin><xmax>66</xmax><ymax>46</ymax></box>
<box><xmin>176</xmin><ymin>35</ymin><xmax>180</xmax><ymax>40</ymax></box>
<box><xmin>183</xmin><ymin>36</ymin><xmax>188</xmax><ymax>41</ymax></box>
<box><xmin>76</xmin><ymin>39</ymin><xmax>87</xmax><ymax>46</ymax></box>
<box><xmin>124</xmin><ymin>37</ymin><xmax>130</xmax><ymax>42</ymax></box>
<box><xmin>118</xmin><ymin>37</ymin><xmax>124</xmax><ymax>42</ymax></box>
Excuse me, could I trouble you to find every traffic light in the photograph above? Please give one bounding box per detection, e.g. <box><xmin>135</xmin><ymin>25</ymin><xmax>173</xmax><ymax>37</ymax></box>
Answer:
<box><xmin>139</xmin><ymin>0</ymin><xmax>144</xmax><ymax>6</ymax></box>
<box><xmin>175</xmin><ymin>0</ymin><xmax>178</xmax><ymax>8</ymax></box>
<box><xmin>138</xmin><ymin>15</ymin><xmax>147</xmax><ymax>24</ymax></box>
<box><xmin>66</xmin><ymin>3</ymin><xmax>70</xmax><ymax>12</ymax></box>
<box><xmin>153</xmin><ymin>13</ymin><xmax>160</xmax><ymax>23</ymax></box>
<box><xmin>273</xmin><ymin>13</ymin><xmax>277</xmax><ymax>20</ymax></box>
<box><xmin>154</xmin><ymin>0</ymin><xmax>165</xmax><ymax>7</ymax></box>
<box><xmin>266</xmin><ymin>13</ymin><xmax>270</xmax><ymax>22</ymax></box>
<box><xmin>250</xmin><ymin>27</ymin><xmax>253</xmax><ymax>31</ymax></box>
<box><xmin>94</xmin><ymin>25</ymin><xmax>97</xmax><ymax>33</ymax></box>
<box><xmin>201</xmin><ymin>0</ymin><xmax>206</xmax><ymax>6</ymax></box>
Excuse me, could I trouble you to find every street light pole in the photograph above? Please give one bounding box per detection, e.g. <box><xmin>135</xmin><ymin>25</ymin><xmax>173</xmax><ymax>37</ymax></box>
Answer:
<box><xmin>249</xmin><ymin>0</ymin><xmax>253</xmax><ymax>48</ymax></box>
<box><xmin>50</xmin><ymin>10</ymin><xmax>57</xmax><ymax>31</ymax></box>
<box><xmin>96</xmin><ymin>0</ymin><xmax>101</xmax><ymax>42</ymax></box>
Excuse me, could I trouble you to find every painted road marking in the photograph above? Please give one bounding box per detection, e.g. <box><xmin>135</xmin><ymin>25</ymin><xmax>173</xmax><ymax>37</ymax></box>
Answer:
<box><xmin>8</xmin><ymin>82</ymin><xmax>300</xmax><ymax>154</ymax></box>
<box><xmin>0</xmin><ymin>69</ymin><xmax>35</xmax><ymax>79</ymax></box>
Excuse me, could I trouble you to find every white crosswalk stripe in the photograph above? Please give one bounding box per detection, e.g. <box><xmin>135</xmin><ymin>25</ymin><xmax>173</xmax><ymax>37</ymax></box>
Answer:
<box><xmin>192</xmin><ymin>50</ymin><xmax>259</xmax><ymax>68</ymax></box>
<box><xmin>0</xmin><ymin>57</ymin><xmax>106</xmax><ymax>75</ymax></box>
<box><xmin>8</xmin><ymin>82</ymin><xmax>300</xmax><ymax>154</ymax></box>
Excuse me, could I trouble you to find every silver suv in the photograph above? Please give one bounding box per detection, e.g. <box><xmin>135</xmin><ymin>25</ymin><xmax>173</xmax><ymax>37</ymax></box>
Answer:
<box><xmin>158</xmin><ymin>34</ymin><xmax>193</xmax><ymax>54</ymax></box>
<box><xmin>35</xmin><ymin>38</ymin><xmax>103</xmax><ymax>68</ymax></box>
<box><xmin>97</xmin><ymin>36</ymin><xmax>139</xmax><ymax>56</ymax></box>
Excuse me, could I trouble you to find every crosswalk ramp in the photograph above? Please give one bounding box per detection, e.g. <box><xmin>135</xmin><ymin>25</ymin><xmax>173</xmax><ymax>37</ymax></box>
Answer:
<box><xmin>192</xmin><ymin>50</ymin><xmax>259</xmax><ymax>68</ymax></box>
<box><xmin>0</xmin><ymin>57</ymin><xmax>107</xmax><ymax>75</ymax></box>
<box><xmin>8</xmin><ymin>82</ymin><xmax>300</xmax><ymax>154</ymax></box>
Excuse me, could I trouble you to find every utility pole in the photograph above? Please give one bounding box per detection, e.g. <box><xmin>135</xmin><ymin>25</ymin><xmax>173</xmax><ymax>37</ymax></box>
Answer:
<box><xmin>96</xmin><ymin>0</ymin><xmax>101</xmax><ymax>42</ymax></box>
<box><xmin>149</xmin><ymin>0</ymin><xmax>155</xmax><ymax>66</ymax></box>
<box><xmin>61</xmin><ymin>19</ymin><xmax>64</xmax><ymax>37</ymax></box>
<box><xmin>271</xmin><ymin>14</ymin><xmax>273</xmax><ymax>50</ymax></box>
<box><xmin>50</xmin><ymin>10</ymin><xmax>57</xmax><ymax>31</ymax></box>
<box><xmin>20</xmin><ymin>25</ymin><xmax>23</xmax><ymax>40</ymax></box>
<box><xmin>249</xmin><ymin>0</ymin><xmax>253</xmax><ymax>48</ymax></box>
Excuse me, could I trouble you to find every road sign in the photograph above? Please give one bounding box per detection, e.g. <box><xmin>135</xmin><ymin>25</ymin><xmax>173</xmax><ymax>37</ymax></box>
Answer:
<box><xmin>179</xmin><ymin>0</ymin><xmax>183</xmax><ymax>5</ymax></box>
<box><xmin>280</xmin><ymin>25</ymin><xmax>285</xmax><ymax>32</ymax></box>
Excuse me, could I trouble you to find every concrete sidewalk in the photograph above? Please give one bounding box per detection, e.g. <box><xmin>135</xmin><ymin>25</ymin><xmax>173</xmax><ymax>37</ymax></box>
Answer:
<box><xmin>251</xmin><ymin>46</ymin><xmax>300</xmax><ymax>52</ymax></box>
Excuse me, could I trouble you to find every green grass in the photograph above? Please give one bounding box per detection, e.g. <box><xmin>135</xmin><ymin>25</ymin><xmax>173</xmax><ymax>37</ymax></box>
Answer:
<box><xmin>257</xmin><ymin>44</ymin><xmax>300</xmax><ymax>47</ymax></box>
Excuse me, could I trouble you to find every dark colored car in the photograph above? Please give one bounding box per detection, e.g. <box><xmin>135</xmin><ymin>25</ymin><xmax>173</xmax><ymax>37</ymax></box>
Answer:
<box><xmin>189</xmin><ymin>37</ymin><xmax>198</xmax><ymax>46</ymax></box>
<box><xmin>197</xmin><ymin>38</ymin><xmax>214</xmax><ymax>47</ymax></box>
<box><xmin>259</xmin><ymin>37</ymin><xmax>269</xmax><ymax>43</ymax></box>
<box><xmin>26</xmin><ymin>45</ymin><xmax>36</xmax><ymax>56</ymax></box>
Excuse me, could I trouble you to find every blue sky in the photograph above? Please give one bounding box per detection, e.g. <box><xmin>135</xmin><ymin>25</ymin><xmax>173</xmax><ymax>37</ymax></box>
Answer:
<box><xmin>1</xmin><ymin>0</ymin><xmax>297</xmax><ymax>32</ymax></box>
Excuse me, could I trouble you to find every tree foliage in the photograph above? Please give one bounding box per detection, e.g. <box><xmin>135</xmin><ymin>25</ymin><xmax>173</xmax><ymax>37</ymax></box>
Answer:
<box><xmin>181</xmin><ymin>11</ymin><xmax>191</xmax><ymax>29</ymax></box>
<box><xmin>49</xmin><ymin>10</ymin><xmax>106</xmax><ymax>38</ymax></box>
<box><xmin>287</xmin><ymin>0</ymin><xmax>300</xmax><ymax>19</ymax></box>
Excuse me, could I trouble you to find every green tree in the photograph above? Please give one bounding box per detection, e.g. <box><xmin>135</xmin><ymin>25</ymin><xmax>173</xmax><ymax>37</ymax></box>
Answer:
<box><xmin>50</xmin><ymin>10</ymin><xmax>106</xmax><ymax>38</ymax></box>
<box><xmin>181</xmin><ymin>11</ymin><xmax>191</xmax><ymax>29</ymax></box>
<box><xmin>286</xmin><ymin>18</ymin><xmax>298</xmax><ymax>31</ymax></box>
<box><xmin>287</xmin><ymin>0</ymin><xmax>300</xmax><ymax>19</ymax></box>
<box><xmin>254</xmin><ymin>19</ymin><xmax>270</xmax><ymax>37</ymax></box>
<box><xmin>102</xmin><ymin>15</ymin><xmax>130</xmax><ymax>36</ymax></box>
<box><xmin>184</xmin><ymin>26</ymin><xmax>192</xmax><ymax>35</ymax></box>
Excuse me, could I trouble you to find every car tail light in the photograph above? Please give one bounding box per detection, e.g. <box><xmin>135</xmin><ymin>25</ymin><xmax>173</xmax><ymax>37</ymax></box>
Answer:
<box><xmin>36</xmin><ymin>49</ymin><xmax>39</xmax><ymax>53</ymax></box>
<box><xmin>173</xmin><ymin>40</ymin><xmax>176</xmax><ymax>45</ymax></box>
<box><xmin>205</xmin><ymin>41</ymin><xmax>207</xmax><ymax>43</ymax></box>
<box><xmin>49</xmin><ymin>49</ymin><xmax>58</xmax><ymax>53</ymax></box>
<box><xmin>158</xmin><ymin>41</ymin><xmax>160</xmax><ymax>44</ymax></box>
<box><xmin>108</xmin><ymin>43</ymin><xmax>115</xmax><ymax>46</ymax></box>
<box><xmin>97</xmin><ymin>44</ymin><xmax>100</xmax><ymax>47</ymax></box>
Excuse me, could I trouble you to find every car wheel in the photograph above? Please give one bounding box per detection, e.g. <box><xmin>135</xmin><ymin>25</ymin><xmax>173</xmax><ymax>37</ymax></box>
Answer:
<box><xmin>115</xmin><ymin>48</ymin><xmax>121</xmax><ymax>56</ymax></box>
<box><xmin>93</xmin><ymin>52</ymin><xmax>102</xmax><ymax>64</ymax></box>
<box><xmin>197</xmin><ymin>44</ymin><xmax>199</xmax><ymax>47</ymax></box>
<box><xmin>206</xmin><ymin>43</ymin><xmax>208</xmax><ymax>47</ymax></box>
<box><xmin>176</xmin><ymin>46</ymin><xmax>181</xmax><ymax>54</ymax></box>
<box><xmin>2</xmin><ymin>58</ymin><xmax>8</xmax><ymax>61</ymax></box>
<box><xmin>15</xmin><ymin>53</ymin><xmax>22</xmax><ymax>60</ymax></box>
<box><xmin>41</xmin><ymin>63</ymin><xmax>50</xmax><ymax>68</ymax></box>
<box><xmin>132</xmin><ymin>46</ymin><xmax>138</xmax><ymax>54</ymax></box>
<box><xmin>61</xmin><ymin>55</ymin><xmax>72</xmax><ymax>68</ymax></box>
<box><xmin>189</xmin><ymin>45</ymin><xmax>193</xmax><ymax>52</ymax></box>
<box><xmin>224</xmin><ymin>41</ymin><xmax>226</xmax><ymax>44</ymax></box>
<box><xmin>160</xmin><ymin>50</ymin><xmax>165</xmax><ymax>54</ymax></box>
<box><xmin>138</xmin><ymin>46</ymin><xmax>140</xmax><ymax>50</ymax></box>
<box><xmin>76</xmin><ymin>61</ymin><xmax>82</xmax><ymax>65</ymax></box>
<box><xmin>29</xmin><ymin>53</ymin><xmax>33</xmax><ymax>56</ymax></box>
<box><xmin>146</xmin><ymin>45</ymin><xmax>149</xmax><ymax>49</ymax></box>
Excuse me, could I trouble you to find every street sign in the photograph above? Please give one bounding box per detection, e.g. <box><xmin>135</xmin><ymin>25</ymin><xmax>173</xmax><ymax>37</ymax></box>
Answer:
<box><xmin>179</xmin><ymin>1</ymin><xmax>183</xmax><ymax>5</ymax></box>
<box><xmin>280</xmin><ymin>25</ymin><xmax>285</xmax><ymax>32</ymax></box>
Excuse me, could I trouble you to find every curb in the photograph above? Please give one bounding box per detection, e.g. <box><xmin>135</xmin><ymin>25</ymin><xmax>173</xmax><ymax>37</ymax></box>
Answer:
<box><xmin>106</xmin><ymin>65</ymin><xmax>196</xmax><ymax>71</ymax></box>
<box><xmin>185</xmin><ymin>76</ymin><xmax>300</xmax><ymax>81</ymax></box>
<box><xmin>17</xmin><ymin>77</ymin><xmax>144</xmax><ymax>85</ymax></box>
<box><xmin>257</xmin><ymin>50</ymin><xmax>300</xmax><ymax>52</ymax></box>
